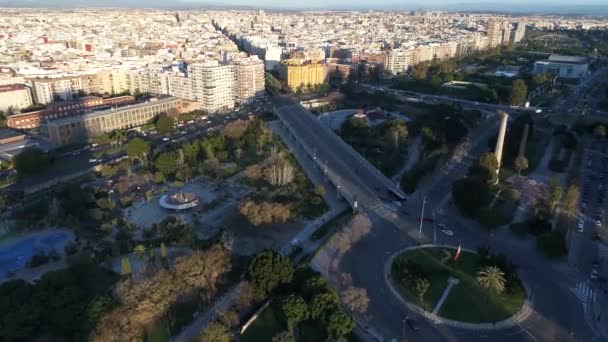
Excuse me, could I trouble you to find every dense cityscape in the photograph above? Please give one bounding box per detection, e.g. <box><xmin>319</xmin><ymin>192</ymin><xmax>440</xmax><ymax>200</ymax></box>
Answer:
<box><xmin>0</xmin><ymin>4</ymin><xmax>607</xmax><ymax>342</ymax></box>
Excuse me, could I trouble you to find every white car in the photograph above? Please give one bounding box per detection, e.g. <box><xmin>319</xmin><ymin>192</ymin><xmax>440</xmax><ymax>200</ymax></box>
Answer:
<box><xmin>162</xmin><ymin>137</ymin><xmax>170</xmax><ymax>141</ymax></box>
<box><xmin>437</xmin><ymin>223</ymin><xmax>449</xmax><ymax>230</ymax></box>
<box><xmin>595</xmin><ymin>220</ymin><xmax>602</xmax><ymax>227</ymax></box>
<box><xmin>88</xmin><ymin>158</ymin><xmax>98</xmax><ymax>163</ymax></box>
<box><xmin>578</xmin><ymin>220</ymin><xmax>585</xmax><ymax>232</ymax></box>
<box><xmin>441</xmin><ymin>229</ymin><xmax>454</xmax><ymax>237</ymax></box>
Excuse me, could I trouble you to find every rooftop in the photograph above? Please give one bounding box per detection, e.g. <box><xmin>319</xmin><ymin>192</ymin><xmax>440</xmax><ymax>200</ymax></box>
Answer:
<box><xmin>0</xmin><ymin>84</ymin><xmax>27</xmax><ymax>93</ymax></box>
<box><xmin>547</xmin><ymin>54</ymin><xmax>588</xmax><ymax>64</ymax></box>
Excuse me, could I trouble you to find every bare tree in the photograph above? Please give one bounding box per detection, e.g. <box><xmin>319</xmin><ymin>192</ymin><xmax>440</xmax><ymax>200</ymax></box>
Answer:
<box><xmin>264</xmin><ymin>153</ymin><xmax>295</xmax><ymax>187</ymax></box>
<box><xmin>341</xmin><ymin>286</ymin><xmax>369</xmax><ymax>314</ymax></box>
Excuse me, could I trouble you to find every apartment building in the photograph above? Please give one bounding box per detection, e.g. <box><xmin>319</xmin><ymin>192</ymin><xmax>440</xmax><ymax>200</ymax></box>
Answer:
<box><xmin>0</xmin><ymin>84</ymin><xmax>33</xmax><ymax>112</ymax></box>
<box><xmin>44</xmin><ymin>97</ymin><xmax>183</xmax><ymax>145</ymax></box>
<box><xmin>385</xmin><ymin>49</ymin><xmax>412</xmax><ymax>75</ymax></box>
<box><xmin>280</xmin><ymin>59</ymin><xmax>326</xmax><ymax>90</ymax></box>
<box><xmin>234</xmin><ymin>56</ymin><xmax>265</xmax><ymax>103</ymax></box>
<box><xmin>189</xmin><ymin>60</ymin><xmax>236</xmax><ymax>112</ymax></box>
<box><xmin>30</xmin><ymin>76</ymin><xmax>82</xmax><ymax>104</ymax></box>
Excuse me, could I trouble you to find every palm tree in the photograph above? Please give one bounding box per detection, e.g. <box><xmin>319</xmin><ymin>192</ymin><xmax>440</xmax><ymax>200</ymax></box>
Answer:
<box><xmin>594</xmin><ymin>125</ymin><xmax>606</xmax><ymax>138</ymax></box>
<box><xmin>476</xmin><ymin>266</ymin><xmax>506</xmax><ymax>294</ymax></box>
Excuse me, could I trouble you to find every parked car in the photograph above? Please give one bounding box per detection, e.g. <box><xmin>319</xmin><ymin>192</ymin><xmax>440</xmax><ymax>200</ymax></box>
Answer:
<box><xmin>578</xmin><ymin>220</ymin><xmax>585</xmax><ymax>232</ymax></box>
<box><xmin>591</xmin><ymin>263</ymin><xmax>599</xmax><ymax>280</ymax></box>
<box><xmin>88</xmin><ymin>158</ymin><xmax>98</xmax><ymax>163</ymax></box>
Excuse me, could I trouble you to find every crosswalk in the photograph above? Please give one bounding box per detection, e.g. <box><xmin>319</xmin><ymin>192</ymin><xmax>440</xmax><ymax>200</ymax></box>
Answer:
<box><xmin>571</xmin><ymin>281</ymin><xmax>597</xmax><ymax>304</ymax></box>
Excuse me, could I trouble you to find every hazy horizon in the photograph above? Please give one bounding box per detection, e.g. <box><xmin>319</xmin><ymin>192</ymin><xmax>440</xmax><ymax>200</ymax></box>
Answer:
<box><xmin>1</xmin><ymin>0</ymin><xmax>607</xmax><ymax>15</ymax></box>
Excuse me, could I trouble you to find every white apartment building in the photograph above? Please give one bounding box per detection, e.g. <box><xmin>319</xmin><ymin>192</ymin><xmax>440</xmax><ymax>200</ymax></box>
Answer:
<box><xmin>0</xmin><ymin>84</ymin><xmax>33</xmax><ymax>112</ymax></box>
<box><xmin>30</xmin><ymin>77</ymin><xmax>82</xmax><ymax>104</ymax></box>
<box><xmin>385</xmin><ymin>49</ymin><xmax>412</xmax><ymax>75</ymax></box>
<box><xmin>188</xmin><ymin>60</ymin><xmax>235</xmax><ymax>112</ymax></box>
<box><xmin>234</xmin><ymin>56</ymin><xmax>265</xmax><ymax>103</ymax></box>
<box><xmin>169</xmin><ymin>74</ymin><xmax>195</xmax><ymax>100</ymax></box>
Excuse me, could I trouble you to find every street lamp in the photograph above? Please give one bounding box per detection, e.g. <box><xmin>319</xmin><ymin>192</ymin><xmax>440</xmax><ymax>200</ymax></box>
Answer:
<box><xmin>433</xmin><ymin>210</ymin><xmax>437</xmax><ymax>245</ymax></box>
<box><xmin>418</xmin><ymin>196</ymin><xmax>427</xmax><ymax>240</ymax></box>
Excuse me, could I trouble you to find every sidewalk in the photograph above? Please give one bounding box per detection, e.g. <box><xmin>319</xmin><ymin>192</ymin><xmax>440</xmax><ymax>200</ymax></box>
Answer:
<box><xmin>391</xmin><ymin>136</ymin><xmax>422</xmax><ymax>183</ymax></box>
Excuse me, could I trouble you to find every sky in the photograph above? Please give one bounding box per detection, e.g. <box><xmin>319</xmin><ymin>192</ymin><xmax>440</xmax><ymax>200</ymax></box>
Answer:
<box><xmin>2</xmin><ymin>0</ymin><xmax>608</xmax><ymax>14</ymax></box>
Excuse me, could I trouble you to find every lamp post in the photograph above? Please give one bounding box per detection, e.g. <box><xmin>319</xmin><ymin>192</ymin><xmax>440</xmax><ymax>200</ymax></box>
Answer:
<box><xmin>433</xmin><ymin>210</ymin><xmax>437</xmax><ymax>245</ymax></box>
<box><xmin>418</xmin><ymin>196</ymin><xmax>426</xmax><ymax>241</ymax></box>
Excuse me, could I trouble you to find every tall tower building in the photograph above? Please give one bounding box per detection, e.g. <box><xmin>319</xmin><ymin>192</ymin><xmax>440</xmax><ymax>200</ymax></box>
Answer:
<box><xmin>234</xmin><ymin>56</ymin><xmax>265</xmax><ymax>104</ymax></box>
<box><xmin>487</xmin><ymin>19</ymin><xmax>503</xmax><ymax>47</ymax></box>
<box><xmin>189</xmin><ymin>60</ymin><xmax>235</xmax><ymax>113</ymax></box>
<box><xmin>494</xmin><ymin>111</ymin><xmax>509</xmax><ymax>182</ymax></box>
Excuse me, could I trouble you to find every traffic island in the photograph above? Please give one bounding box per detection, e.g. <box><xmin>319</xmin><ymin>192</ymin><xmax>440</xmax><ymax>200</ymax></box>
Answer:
<box><xmin>386</xmin><ymin>245</ymin><xmax>531</xmax><ymax>328</ymax></box>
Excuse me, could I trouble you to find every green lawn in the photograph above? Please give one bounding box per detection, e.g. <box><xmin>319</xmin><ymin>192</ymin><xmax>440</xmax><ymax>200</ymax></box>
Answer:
<box><xmin>240</xmin><ymin>305</ymin><xmax>282</xmax><ymax>342</ymax></box>
<box><xmin>391</xmin><ymin>247</ymin><xmax>525</xmax><ymax>323</ymax></box>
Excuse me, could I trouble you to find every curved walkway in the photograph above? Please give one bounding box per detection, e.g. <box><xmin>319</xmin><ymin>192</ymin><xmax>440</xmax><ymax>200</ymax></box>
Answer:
<box><xmin>384</xmin><ymin>245</ymin><xmax>534</xmax><ymax>331</ymax></box>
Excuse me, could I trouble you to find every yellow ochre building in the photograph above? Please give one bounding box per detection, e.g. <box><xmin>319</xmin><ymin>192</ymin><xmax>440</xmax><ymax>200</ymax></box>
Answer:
<box><xmin>279</xmin><ymin>59</ymin><xmax>326</xmax><ymax>91</ymax></box>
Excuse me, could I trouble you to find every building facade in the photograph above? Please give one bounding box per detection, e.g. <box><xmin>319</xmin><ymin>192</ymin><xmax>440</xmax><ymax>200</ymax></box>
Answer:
<box><xmin>44</xmin><ymin>97</ymin><xmax>183</xmax><ymax>145</ymax></box>
<box><xmin>385</xmin><ymin>49</ymin><xmax>412</xmax><ymax>75</ymax></box>
<box><xmin>234</xmin><ymin>56</ymin><xmax>265</xmax><ymax>103</ymax></box>
<box><xmin>533</xmin><ymin>54</ymin><xmax>589</xmax><ymax>79</ymax></box>
<box><xmin>0</xmin><ymin>84</ymin><xmax>33</xmax><ymax>112</ymax></box>
<box><xmin>279</xmin><ymin>59</ymin><xmax>326</xmax><ymax>90</ymax></box>
<box><xmin>189</xmin><ymin>60</ymin><xmax>236</xmax><ymax>112</ymax></box>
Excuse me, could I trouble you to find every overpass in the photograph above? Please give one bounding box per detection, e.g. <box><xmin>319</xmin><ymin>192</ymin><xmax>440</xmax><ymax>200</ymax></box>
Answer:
<box><xmin>272</xmin><ymin>97</ymin><xmax>405</xmax><ymax>210</ymax></box>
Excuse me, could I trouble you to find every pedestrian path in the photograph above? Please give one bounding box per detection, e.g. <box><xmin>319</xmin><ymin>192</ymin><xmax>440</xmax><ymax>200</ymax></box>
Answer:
<box><xmin>571</xmin><ymin>281</ymin><xmax>596</xmax><ymax>304</ymax></box>
<box><xmin>432</xmin><ymin>277</ymin><xmax>460</xmax><ymax>314</ymax></box>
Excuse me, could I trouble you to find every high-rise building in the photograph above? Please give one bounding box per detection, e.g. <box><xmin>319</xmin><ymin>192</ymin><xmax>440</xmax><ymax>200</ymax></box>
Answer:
<box><xmin>385</xmin><ymin>49</ymin><xmax>412</xmax><ymax>75</ymax></box>
<box><xmin>487</xmin><ymin>19</ymin><xmax>503</xmax><ymax>47</ymax></box>
<box><xmin>234</xmin><ymin>56</ymin><xmax>265</xmax><ymax>104</ymax></box>
<box><xmin>189</xmin><ymin>60</ymin><xmax>236</xmax><ymax>112</ymax></box>
<box><xmin>29</xmin><ymin>77</ymin><xmax>83</xmax><ymax>104</ymax></box>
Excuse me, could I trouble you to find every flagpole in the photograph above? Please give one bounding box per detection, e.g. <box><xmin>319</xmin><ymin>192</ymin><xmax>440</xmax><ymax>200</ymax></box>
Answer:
<box><xmin>418</xmin><ymin>196</ymin><xmax>426</xmax><ymax>241</ymax></box>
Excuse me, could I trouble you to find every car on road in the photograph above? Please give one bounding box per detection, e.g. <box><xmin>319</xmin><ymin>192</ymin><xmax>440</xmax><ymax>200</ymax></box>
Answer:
<box><xmin>595</xmin><ymin>220</ymin><xmax>602</xmax><ymax>227</ymax></box>
<box><xmin>437</xmin><ymin>223</ymin><xmax>449</xmax><ymax>230</ymax></box>
<box><xmin>578</xmin><ymin>220</ymin><xmax>585</xmax><ymax>232</ymax></box>
<box><xmin>88</xmin><ymin>158</ymin><xmax>98</xmax><ymax>163</ymax></box>
<box><xmin>162</xmin><ymin>137</ymin><xmax>169</xmax><ymax>141</ymax></box>
<box><xmin>441</xmin><ymin>229</ymin><xmax>455</xmax><ymax>237</ymax></box>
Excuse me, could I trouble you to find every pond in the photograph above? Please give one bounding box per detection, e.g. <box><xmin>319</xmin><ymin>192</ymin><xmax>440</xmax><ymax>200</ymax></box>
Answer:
<box><xmin>0</xmin><ymin>230</ymin><xmax>73</xmax><ymax>279</ymax></box>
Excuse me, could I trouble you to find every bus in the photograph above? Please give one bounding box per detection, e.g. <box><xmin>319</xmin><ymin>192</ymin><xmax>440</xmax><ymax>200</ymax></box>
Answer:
<box><xmin>388</xmin><ymin>187</ymin><xmax>407</xmax><ymax>201</ymax></box>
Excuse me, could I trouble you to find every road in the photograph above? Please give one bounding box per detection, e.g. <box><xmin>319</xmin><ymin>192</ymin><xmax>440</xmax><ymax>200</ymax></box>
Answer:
<box><xmin>272</xmin><ymin>94</ymin><xmax>596</xmax><ymax>341</ymax></box>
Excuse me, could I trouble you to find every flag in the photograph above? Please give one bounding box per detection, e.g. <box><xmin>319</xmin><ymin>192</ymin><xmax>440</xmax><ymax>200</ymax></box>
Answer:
<box><xmin>454</xmin><ymin>244</ymin><xmax>462</xmax><ymax>262</ymax></box>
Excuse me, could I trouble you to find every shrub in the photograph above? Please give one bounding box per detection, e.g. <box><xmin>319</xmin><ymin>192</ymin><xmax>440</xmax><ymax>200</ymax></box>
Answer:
<box><xmin>27</xmin><ymin>252</ymin><xmax>50</xmax><ymax>268</ymax></box>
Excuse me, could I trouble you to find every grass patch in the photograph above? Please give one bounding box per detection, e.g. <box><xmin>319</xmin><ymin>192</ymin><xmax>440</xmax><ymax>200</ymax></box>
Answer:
<box><xmin>391</xmin><ymin>247</ymin><xmax>525</xmax><ymax>323</ymax></box>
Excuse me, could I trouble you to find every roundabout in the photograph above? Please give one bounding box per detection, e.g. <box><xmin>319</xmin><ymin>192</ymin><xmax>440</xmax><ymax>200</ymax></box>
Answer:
<box><xmin>386</xmin><ymin>245</ymin><xmax>531</xmax><ymax>329</ymax></box>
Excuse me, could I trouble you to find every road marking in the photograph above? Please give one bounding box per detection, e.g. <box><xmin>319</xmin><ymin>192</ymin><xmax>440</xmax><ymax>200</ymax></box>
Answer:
<box><xmin>516</xmin><ymin>322</ymin><xmax>538</xmax><ymax>342</ymax></box>
<box><xmin>571</xmin><ymin>281</ymin><xmax>596</xmax><ymax>304</ymax></box>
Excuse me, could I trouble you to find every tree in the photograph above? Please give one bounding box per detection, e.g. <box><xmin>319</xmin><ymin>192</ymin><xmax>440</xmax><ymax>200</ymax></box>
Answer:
<box><xmin>550</xmin><ymin>183</ymin><xmax>564</xmax><ymax>211</ymax></box>
<box><xmin>281</xmin><ymin>295</ymin><xmax>309</xmax><ymax>330</ymax></box>
<box><xmin>384</xmin><ymin>122</ymin><xmax>408</xmax><ymax>150</ymax></box>
<box><xmin>509</xmin><ymin>79</ymin><xmax>528</xmax><ymax>106</ymax></box>
<box><xmin>239</xmin><ymin>200</ymin><xmax>291</xmax><ymax>226</ymax></box>
<box><xmin>411</xmin><ymin>63</ymin><xmax>429</xmax><ymax>80</ymax></box>
<box><xmin>564</xmin><ymin>184</ymin><xmax>580</xmax><ymax>215</ymax></box>
<box><xmin>156</xmin><ymin>115</ymin><xmax>175</xmax><ymax>135</ymax></box>
<box><xmin>266</xmin><ymin>72</ymin><xmax>282</xmax><ymax>93</ymax></box>
<box><xmin>154</xmin><ymin>152</ymin><xmax>179</xmax><ymax>176</ymax></box>
<box><xmin>478</xmin><ymin>152</ymin><xmax>499</xmax><ymax>184</ymax></box>
<box><xmin>341</xmin><ymin>286</ymin><xmax>369</xmax><ymax>314</ymax></box>
<box><xmin>264</xmin><ymin>153</ymin><xmax>295</xmax><ymax>187</ymax></box>
<box><xmin>514</xmin><ymin>156</ymin><xmax>529</xmax><ymax>175</ymax></box>
<box><xmin>13</xmin><ymin>147</ymin><xmax>50</xmax><ymax>176</ymax></box>
<box><xmin>126</xmin><ymin>138</ymin><xmax>151</xmax><ymax>164</ymax></box>
<box><xmin>197</xmin><ymin>322</ymin><xmax>232</xmax><ymax>342</ymax></box>
<box><xmin>325</xmin><ymin>308</ymin><xmax>354</xmax><ymax>339</ymax></box>
<box><xmin>160</xmin><ymin>242</ymin><xmax>167</xmax><ymax>259</ymax></box>
<box><xmin>310</xmin><ymin>290</ymin><xmax>340</xmax><ymax>320</ymax></box>
<box><xmin>100</xmin><ymin>164</ymin><xmax>118</xmax><ymax>178</ymax></box>
<box><xmin>476</xmin><ymin>266</ymin><xmax>506</xmax><ymax>294</ymax></box>
<box><xmin>414</xmin><ymin>277</ymin><xmax>430</xmax><ymax>300</ymax></box>
<box><xmin>174</xmin><ymin>245</ymin><xmax>231</xmax><ymax>303</ymax></box>
<box><xmin>247</xmin><ymin>250</ymin><xmax>294</xmax><ymax>296</ymax></box>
